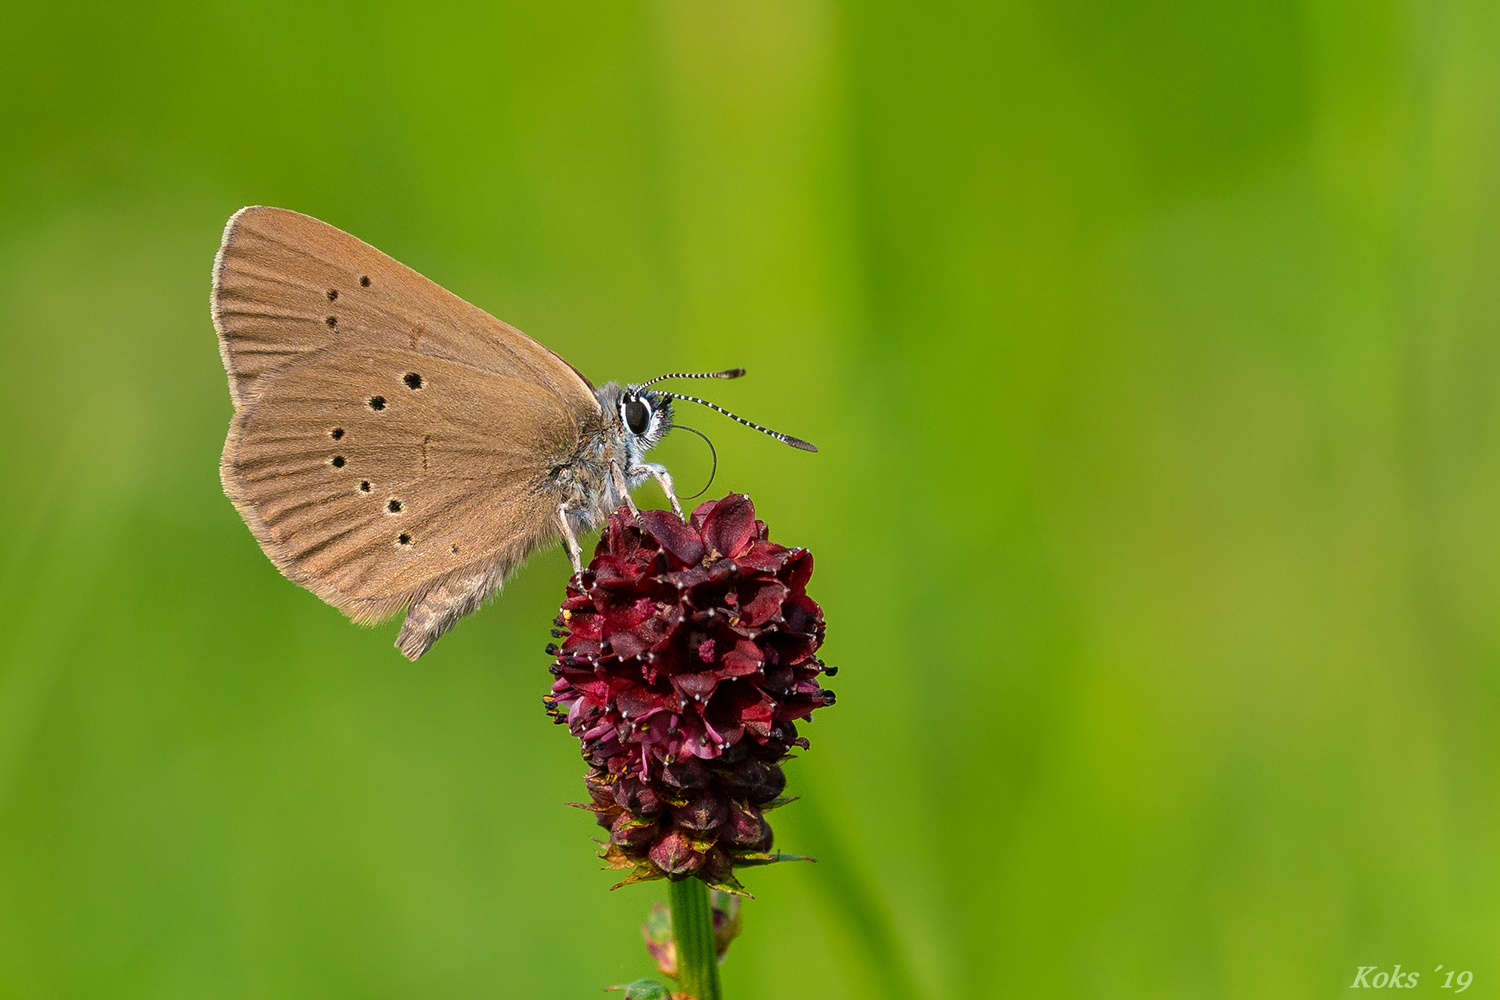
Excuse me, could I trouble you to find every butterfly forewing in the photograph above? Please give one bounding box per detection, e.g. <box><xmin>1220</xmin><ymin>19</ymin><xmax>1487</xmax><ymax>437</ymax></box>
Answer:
<box><xmin>212</xmin><ymin>206</ymin><xmax>598</xmax><ymax>413</ymax></box>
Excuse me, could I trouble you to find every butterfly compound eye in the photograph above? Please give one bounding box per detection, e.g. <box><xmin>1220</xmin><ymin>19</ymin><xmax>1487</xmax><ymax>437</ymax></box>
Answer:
<box><xmin>624</xmin><ymin>396</ymin><xmax>651</xmax><ymax>435</ymax></box>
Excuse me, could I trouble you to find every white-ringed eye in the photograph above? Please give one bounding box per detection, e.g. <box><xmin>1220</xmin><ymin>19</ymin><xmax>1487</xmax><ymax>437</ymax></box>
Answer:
<box><xmin>624</xmin><ymin>396</ymin><xmax>651</xmax><ymax>435</ymax></box>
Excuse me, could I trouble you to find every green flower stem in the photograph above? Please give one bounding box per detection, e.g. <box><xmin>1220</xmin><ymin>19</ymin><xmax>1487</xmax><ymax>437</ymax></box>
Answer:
<box><xmin>668</xmin><ymin>878</ymin><xmax>722</xmax><ymax>1000</ymax></box>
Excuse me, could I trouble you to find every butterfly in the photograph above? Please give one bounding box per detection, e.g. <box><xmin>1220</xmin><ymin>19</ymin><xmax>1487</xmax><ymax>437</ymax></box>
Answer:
<box><xmin>212</xmin><ymin>207</ymin><xmax>813</xmax><ymax>659</ymax></box>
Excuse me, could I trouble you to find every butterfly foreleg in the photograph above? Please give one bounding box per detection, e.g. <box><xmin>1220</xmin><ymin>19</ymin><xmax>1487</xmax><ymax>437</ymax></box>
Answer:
<box><xmin>640</xmin><ymin>463</ymin><xmax>684</xmax><ymax>518</ymax></box>
<box><xmin>609</xmin><ymin>461</ymin><xmax>640</xmax><ymax>517</ymax></box>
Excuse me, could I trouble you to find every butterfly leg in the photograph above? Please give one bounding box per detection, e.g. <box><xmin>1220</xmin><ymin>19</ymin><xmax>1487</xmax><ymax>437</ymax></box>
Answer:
<box><xmin>557</xmin><ymin>504</ymin><xmax>583</xmax><ymax>576</ymax></box>
<box><xmin>609</xmin><ymin>461</ymin><xmax>641</xmax><ymax>516</ymax></box>
<box><xmin>641</xmin><ymin>463</ymin><xmax>684</xmax><ymax>519</ymax></box>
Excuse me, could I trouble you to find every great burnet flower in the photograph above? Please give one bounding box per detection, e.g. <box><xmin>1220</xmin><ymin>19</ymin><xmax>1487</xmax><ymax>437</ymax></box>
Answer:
<box><xmin>544</xmin><ymin>494</ymin><xmax>835</xmax><ymax>891</ymax></box>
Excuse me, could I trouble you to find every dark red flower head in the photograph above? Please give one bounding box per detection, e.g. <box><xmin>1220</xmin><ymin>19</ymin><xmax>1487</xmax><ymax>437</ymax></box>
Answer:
<box><xmin>544</xmin><ymin>494</ymin><xmax>835</xmax><ymax>891</ymax></box>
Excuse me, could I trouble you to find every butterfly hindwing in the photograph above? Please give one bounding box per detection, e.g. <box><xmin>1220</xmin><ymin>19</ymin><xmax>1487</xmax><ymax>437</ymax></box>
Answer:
<box><xmin>222</xmin><ymin>349</ymin><xmax>576</xmax><ymax>627</ymax></box>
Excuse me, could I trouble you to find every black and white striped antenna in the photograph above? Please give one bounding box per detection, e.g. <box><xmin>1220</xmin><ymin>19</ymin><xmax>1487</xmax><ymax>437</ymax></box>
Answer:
<box><xmin>637</xmin><ymin>367</ymin><xmax>745</xmax><ymax>391</ymax></box>
<box><xmin>637</xmin><ymin>367</ymin><xmax>817</xmax><ymax>452</ymax></box>
<box><xmin>662</xmin><ymin>392</ymin><xmax>817</xmax><ymax>452</ymax></box>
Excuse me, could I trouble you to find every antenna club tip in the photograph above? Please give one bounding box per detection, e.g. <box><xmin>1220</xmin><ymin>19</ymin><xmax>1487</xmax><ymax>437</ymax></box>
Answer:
<box><xmin>788</xmin><ymin>438</ymin><xmax>819</xmax><ymax>453</ymax></box>
<box><xmin>719</xmin><ymin>367</ymin><xmax>747</xmax><ymax>379</ymax></box>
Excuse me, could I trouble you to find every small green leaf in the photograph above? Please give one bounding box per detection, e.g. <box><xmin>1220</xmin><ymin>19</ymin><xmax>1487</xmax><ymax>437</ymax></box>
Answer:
<box><xmin>611</xmin><ymin>864</ymin><xmax>666</xmax><ymax>890</ymax></box>
<box><xmin>701</xmin><ymin>871</ymin><xmax>749</xmax><ymax>896</ymax></box>
<box><xmin>730</xmin><ymin>850</ymin><xmax>814</xmax><ymax>867</ymax></box>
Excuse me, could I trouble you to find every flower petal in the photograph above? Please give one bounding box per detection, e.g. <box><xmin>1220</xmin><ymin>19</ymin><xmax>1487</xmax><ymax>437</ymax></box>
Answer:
<box><xmin>639</xmin><ymin>509</ymin><xmax>707</xmax><ymax>566</ymax></box>
<box><xmin>700</xmin><ymin>494</ymin><xmax>757</xmax><ymax>558</ymax></box>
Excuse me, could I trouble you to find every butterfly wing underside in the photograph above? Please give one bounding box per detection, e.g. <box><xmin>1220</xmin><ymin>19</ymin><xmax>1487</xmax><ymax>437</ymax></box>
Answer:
<box><xmin>213</xmin><ymin>207</ymin><xmax>602</xmax><ymax>658</ymax></box>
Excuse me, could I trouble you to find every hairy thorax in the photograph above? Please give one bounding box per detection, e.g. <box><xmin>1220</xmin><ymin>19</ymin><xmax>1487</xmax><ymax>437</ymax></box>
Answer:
<box><xmin>556</xmin><ymin>380</ymin><xmax>660</xmax><ymax>535</ymax></box>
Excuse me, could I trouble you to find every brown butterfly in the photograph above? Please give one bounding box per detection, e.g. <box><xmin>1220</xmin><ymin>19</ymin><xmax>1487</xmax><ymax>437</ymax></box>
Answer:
<box><xmin>212</xmin><ymin>207</ymin><xmax>814</xmax><ymax>659</ymax></box>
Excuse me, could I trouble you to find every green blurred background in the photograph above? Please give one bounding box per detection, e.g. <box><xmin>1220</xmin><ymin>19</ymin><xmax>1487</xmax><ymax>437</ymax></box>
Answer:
<box><xmin>2</xmin><ymin>0</ymin><xmax>1497</xmax><ymax>996</ymax></box>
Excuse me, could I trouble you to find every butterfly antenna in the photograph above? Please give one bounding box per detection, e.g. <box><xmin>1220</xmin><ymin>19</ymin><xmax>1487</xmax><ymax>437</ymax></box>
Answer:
<box><xmin>670</xmin><ymin>424</ymin><xmax>719</xmax><ymax>499</ymax></box>
<box><xmin>637</xmin><ymin>367</ymin><xmax>746</xmax><ymax>391</ymax></box>
<box><xmin>661</xmin><ymin>392</ymin><xmax>818</xmax><ymax>453</ymax></box>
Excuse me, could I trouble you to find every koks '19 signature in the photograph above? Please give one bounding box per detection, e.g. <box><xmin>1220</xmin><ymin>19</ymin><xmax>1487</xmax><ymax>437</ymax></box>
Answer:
<box><xmin>1350</xmin><ymin>966</ymin><xmax>1473</xmax><ymax>991</ymax></box>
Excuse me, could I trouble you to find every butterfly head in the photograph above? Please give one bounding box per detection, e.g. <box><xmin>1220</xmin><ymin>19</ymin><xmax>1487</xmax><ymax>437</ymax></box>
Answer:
<box><xmin>617</xmin><ymin>385</ymin><xmax>674</xmax><ymax>461</ymax></box>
